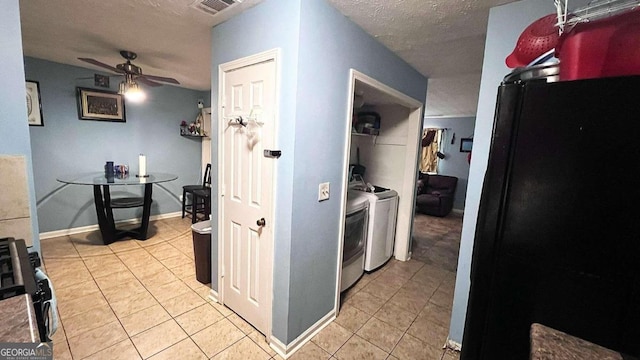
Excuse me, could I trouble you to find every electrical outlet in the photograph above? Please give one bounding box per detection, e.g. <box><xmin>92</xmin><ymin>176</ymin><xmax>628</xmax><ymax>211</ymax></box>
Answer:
<box><xmin>179</xmin><ymin>195</ymin><xmax>183</xmax><ymax>202</ymax></box>
<box><xmin>318</xmin><ymin>182</ymin><xmax>330</xmax><ymax>201</ymax></box>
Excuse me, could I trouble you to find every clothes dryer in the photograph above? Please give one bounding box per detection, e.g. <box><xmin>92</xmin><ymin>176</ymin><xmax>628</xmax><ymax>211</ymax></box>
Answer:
<box><xmin>341</xmin><ymin>191</ymin><xmax>369</xmax><ymax>292</ymax></box>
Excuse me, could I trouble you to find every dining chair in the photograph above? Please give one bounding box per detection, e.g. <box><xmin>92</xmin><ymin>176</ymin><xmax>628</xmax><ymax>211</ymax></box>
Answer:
<box><xmin>182</xmin><ymin>163</ymin><xmax>211</xmax><ymax>220</ymax></box>
<box><xmin>191</xmin><ymin>187</ymin><xmax>211</xmax><ymax>224</ymax></box>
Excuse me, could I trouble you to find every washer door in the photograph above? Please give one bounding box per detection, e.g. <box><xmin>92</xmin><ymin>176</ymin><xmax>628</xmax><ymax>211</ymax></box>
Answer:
<box><xmin>343</xmin><ymin>207</ymin><xmax>367</xmax><ymax>263</ymax></box>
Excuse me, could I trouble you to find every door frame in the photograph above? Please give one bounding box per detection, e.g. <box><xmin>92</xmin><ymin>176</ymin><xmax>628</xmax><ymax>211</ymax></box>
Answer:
<box><xmin>335</xmin><ymin>70</ymin><xmax>423</xmax><ymax>312</ymax></box>
<box><xmin>201</xmin><ymin>107</ymin><xmax>212</xmax><ymax>178</ymax></box>
<box><xmin>217</xmin><ymin>48</ymin><xmax>280</xmax><ymax>340</ymax></box>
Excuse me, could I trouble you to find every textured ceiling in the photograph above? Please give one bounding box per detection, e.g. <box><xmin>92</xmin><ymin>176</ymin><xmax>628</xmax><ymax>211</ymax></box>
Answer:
<box><xmin>327</xmin><ymin>0</ymin><xmax>516</xmax><ymax>116</ymax></box>
<box><xmin>19</xmin><ymin>0</ymin><xmax>516</xmax><ymax>116</ymax></box>
<box><xmin>19</xmin><ymin>0</ymin><xmax>262</xmax><ymax>91</ymax></box>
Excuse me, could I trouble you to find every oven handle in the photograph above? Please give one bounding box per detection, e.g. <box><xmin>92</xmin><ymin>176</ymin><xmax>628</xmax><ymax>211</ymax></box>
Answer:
<box><xmin>35</xmin><ymin>268</ymin><xmax>58</xmax><ymax>338</ymax></box>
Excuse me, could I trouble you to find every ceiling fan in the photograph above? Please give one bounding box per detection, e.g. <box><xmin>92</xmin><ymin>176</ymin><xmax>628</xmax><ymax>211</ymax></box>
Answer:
<box><xmin>78</xmin><ymin>50</ymin><xmax>180</xmax><ymax>87</ymax></box>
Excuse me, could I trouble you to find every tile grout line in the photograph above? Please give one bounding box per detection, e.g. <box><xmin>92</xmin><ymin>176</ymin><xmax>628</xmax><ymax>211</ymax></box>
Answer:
<box><xmin>339</xmin><ymin>260</ymin><xmax>453</xmax><ymax>359</ymax></box>
<box><xmin>111</xmin><ymin>227</ymin><xmax>208</xmax><ymax>359</ymax></box>
<box><xmin>120</xmin><ymin>221</ymin><xmax>248</xmax><ymax>359</ymax></box>
<box><xmin>52</xmin><ymin>220</ymin><xmax>200</xmax><ymax>359</ymax></box>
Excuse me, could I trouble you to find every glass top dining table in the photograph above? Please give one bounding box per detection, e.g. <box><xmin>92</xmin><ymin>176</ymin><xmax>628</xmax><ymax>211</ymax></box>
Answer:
<box><xmin>57</xmin><ymin>172</ymin><xmax>178</xmax><ymax>245</ymax></box>
<box><xmin>57</xmin><ymin>172</ymin><xmax>177</xmax><ymax>186</ymax></box>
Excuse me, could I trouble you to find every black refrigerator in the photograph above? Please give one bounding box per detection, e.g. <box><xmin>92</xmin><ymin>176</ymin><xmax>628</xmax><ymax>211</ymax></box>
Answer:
<box><xmin>461</xmin><ymin>74</ymin><xmax>640</xmax><ymax>359</ymax></box>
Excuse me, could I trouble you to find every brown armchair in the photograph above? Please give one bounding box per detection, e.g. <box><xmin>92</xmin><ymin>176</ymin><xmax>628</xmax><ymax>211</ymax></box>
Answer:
<box><xmin>415</xmin><ymin>174</ymin><xmax>458</xmax><ymax>217</ymax></box>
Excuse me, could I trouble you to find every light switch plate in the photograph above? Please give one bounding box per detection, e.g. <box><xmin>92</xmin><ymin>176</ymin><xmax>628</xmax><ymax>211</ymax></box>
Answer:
<box><xmin>318</xmin><ymin>182</ymin><xmax>330</xmax><ymax>201</ymax></box>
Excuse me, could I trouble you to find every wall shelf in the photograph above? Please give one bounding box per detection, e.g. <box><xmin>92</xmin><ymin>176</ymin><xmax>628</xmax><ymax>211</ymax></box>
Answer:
<box><xmin>351</xmin><ymin>132</ymin><xmax>378</xmax><ymax>137</ymax></box>
<box><xmin>181</xmin><ymin>133</ymin><xmax>208</xmax><ymax>139</ymax></box>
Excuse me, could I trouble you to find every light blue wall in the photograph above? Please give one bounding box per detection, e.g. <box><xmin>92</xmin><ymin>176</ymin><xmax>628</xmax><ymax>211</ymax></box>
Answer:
<box><xmin>448</xmin><ymin>0</ymin><xmax>589</xmax><ymax>345</ymax></box>
<box><xmin>210</xmin><ymin>0</ymin><xmax>427</xmax><ymax>344</ymax></box>
<box><xmin>290</xmin><ymin>0</ymin><xmax>427</xmax><ymax>343</ymax></box>
<box><xmin>25</xmin><ymin>57</ymin><xmax>209</xmax><ymax>233</ymax></box>
<box><xmin>0</xmin><ymin>1</ymin><xmax>41</xmax><ymax>252</ymax></box>
<box><xmin>210</xmin><ymin>0</ymin><xmax>302</xmax><ymax>342</ymax></box>
<box><xmin>424</xmin><ymin>117</ymin><xmax>475</xmax><ymax>210</ymax></box>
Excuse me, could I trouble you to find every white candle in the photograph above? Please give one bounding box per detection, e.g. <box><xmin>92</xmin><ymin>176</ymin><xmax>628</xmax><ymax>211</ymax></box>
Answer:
<box><xmin>139</xmin><ymin>154</ymin><xmax>147</xmax><ymax>176</ymax></box>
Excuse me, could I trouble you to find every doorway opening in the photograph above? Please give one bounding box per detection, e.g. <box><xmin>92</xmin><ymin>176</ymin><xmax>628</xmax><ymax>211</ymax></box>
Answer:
<box><xmin>335</xmin><ymin>70</ymin><xmax>423</xmax><ymax>312</ymax></box>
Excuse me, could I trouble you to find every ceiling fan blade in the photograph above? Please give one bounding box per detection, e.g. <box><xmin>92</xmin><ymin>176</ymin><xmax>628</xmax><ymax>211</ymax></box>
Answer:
<box><xmin>136</xmin><ymin>77</ymin><xmax>163</xmax><ymax>87</ymax></box>
<box><xmin>78</xmin><ymin>58</ymin><xmax>124</xmax><ymax>74</ymax></box>
<box><xmin>140</xmin><ymin>74</ymin><xmax>180</xmax><ymax>85</ymax></box>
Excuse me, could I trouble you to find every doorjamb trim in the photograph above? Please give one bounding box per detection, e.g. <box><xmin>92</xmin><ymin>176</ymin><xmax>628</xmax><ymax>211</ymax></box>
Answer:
<box><xmin>335</xmin><ymin>70</ymin><xmax>423</xmax><ymax>315</ymax></box>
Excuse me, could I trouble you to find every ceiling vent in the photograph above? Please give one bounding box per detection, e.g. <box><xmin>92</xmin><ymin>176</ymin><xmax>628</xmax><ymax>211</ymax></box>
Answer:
<box><xmin>191</xmin><ymin>0</ymin><xmax>243</xmax><ymax>15</ymax></box>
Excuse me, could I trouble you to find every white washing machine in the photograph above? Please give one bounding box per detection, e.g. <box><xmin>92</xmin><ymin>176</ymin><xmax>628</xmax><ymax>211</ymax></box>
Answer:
<box><xmin>350</xmin><ymin>183</ymin><xmax>399</xmax><ymax>271</ymax></box>
<box><xmin>341</xmin><ymin>191</ymin><xmax>369</xmax><ymax>292</ymax></box>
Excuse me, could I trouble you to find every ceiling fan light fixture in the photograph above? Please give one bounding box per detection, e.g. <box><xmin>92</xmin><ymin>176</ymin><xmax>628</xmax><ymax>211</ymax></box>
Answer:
<box><xmin>124</xmin><ymin>82</ymin><xmax>146</xmax><ymax>102</ymax></box>
<box><xmin>118</xmin><ymin>81</ymin><xmax>127</xmax><ymax>95</ymax></box>
<box><xmin>119</xmin><ymin>74</ymin><xmax>146</xmax><ymax>102</ymax></box>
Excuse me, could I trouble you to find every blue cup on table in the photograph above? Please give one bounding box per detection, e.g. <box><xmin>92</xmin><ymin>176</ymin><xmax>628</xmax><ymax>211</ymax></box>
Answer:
<box><xmin>105</xmin><ymin>161</ymin><xmax>114</xmax><ymax>175</ymax></box>
<box><xmin>105</xmin><ymin>161</ymin><xmax>114</xmax><ymax>182</ymax></box>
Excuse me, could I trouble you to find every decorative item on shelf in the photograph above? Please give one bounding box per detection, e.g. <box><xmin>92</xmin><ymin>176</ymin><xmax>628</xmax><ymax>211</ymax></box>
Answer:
<box><xmin>195</xmin><ymin>112</ymin><xmax>206</xmax><ymax>136</ymax></box>
<box><xmin>195</xmin><ymin>119</ymin><xmax>202</xmax><ymax>135</ymax></box>
<box><xmin>181</xmin><ymin>108</ymin><xmax>208</xmax><ymax>137</ymax></box>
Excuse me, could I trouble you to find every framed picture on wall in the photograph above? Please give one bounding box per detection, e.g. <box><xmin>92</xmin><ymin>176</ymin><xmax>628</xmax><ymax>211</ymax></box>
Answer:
<box><xmin>460</xmin><ymin>138</ymin><xmax>473</xmax><ymax>152</ymax></box>
<box><xmin>76</xmin><ymin>87</ymin><xmax>126</xmax><ymax>122</ymax></box>
<box><xmin>26</xmin><ymin>80</ymin><xmax>44</xmax><ymax>126</ymax></box>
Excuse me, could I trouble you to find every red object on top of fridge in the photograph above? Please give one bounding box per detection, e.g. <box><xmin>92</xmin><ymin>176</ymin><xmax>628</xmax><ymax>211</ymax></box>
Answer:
<box><xmin>556</xmin><ymin>8</ymin><xmax>640</xmax><ymax>81</ymax></box>
<box><xmin>505</xmin><ymin>14</ymin><xmax>559</xmax><ymax>68</ymax></box>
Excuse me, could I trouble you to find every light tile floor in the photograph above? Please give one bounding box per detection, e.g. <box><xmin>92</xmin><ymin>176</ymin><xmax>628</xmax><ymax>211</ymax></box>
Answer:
<box><xmin>41</xmin><ymin>214</ymin><xmax>461</xmax><ymax>359</ymax></box>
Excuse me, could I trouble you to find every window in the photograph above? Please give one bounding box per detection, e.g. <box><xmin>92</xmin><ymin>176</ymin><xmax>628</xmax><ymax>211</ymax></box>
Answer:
<box><xmin>420</xmin><ymin>128</ymin><xmax>443</xmax><ymax>173</ymax></box>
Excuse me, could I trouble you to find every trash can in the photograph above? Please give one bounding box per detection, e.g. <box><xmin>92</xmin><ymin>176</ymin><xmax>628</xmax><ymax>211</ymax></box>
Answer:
<box><xmin>191</xmin><ymin>220</ymin><xmax>212</xmax><ymax>284</ymax></box>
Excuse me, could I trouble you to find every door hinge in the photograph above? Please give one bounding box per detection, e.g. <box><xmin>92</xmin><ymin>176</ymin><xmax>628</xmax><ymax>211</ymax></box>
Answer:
<box><xmin>221</xmin><ymin>265</ymin><xmax>225</xmax><ymax>277</ymax></box>
<box><xmin>221</xmin><ymin>184</ymin><xmax>225</xmax><ymax>197</ymax></box>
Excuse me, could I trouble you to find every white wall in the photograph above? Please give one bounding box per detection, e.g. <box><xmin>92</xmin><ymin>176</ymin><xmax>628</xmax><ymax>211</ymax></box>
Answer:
<box><xmin>351</xmin><ymin>104</ymin><xmax>410</xmax><ymax>194</ymax></box>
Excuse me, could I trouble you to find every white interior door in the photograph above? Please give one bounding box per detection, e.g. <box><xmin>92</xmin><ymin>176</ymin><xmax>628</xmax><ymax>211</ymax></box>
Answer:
<box><xmin>220</xmin><ymin>58</ymin><xmax>276</xmax><ymax>335</ymax></box>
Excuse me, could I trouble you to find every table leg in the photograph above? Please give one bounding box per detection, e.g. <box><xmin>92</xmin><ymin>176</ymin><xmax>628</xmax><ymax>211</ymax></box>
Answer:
<box><xmin>103</xmin><ymin>185</ymin><xmax>117</xmax><ymax>234</ymax></box>
<box><xmin>93</xmin><ymin>185</ymin><xmax>117</xmax><ymax>245</ymax></box>
<box><xmin>137</xmin><ymin>183</ymin><xmax>153</xmax><ymax>240</ymax></box>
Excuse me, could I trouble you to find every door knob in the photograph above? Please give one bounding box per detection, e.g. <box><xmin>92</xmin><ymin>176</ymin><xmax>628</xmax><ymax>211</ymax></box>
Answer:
<box><xmin>257</xmin><ymin>218</ymin><xmax>266</xmax><ymax>227</ymax></box>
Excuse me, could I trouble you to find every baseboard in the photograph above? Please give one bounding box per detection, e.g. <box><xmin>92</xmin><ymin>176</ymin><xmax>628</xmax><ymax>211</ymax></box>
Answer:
<box><xmin>269</xmin><ymin>336</ymin><xmax>288</xmax><ymax>358</ymax></box>
<box><xmin>209</xmin><ymin>289</ymin><xmax>219</xmax><ymax>303</ymax></box>
<box><xmin>269</xmin><ymin>310</ymin><xmax>335</xmax><ymax>359</ymax></box>
<box><xmin>39</xmin><ymin>211</ymin><xmax>182</xmax><ymax>239</ymax></box>
<box><xmin>446</xmin><ymin>338</ymin><xmax>462</xmax><ymax>351</ymax></box>
<box><xmin>452</xmin><ymin>209</ymin><xmax>464</xmax><ymax>215</ymax></box>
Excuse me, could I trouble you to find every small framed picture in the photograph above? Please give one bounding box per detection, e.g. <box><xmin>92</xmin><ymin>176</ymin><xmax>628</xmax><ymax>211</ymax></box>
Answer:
<box><xmin>77</xmin><ymin>87</ymin><xmax>126</xmax><ymax>122</ymax></box>
<box><xmin>94</xmin><ymin>74</ymin><xmax>110</xmax><ymax>88</ymax></box>
<box><xmin>460</xmin><ymin>138</ymin><xmax>473</xmax><ymax>152</ymax></box>
<box><xmin>26</xmin><ymin>80</ymin><xmax>44</xmax><ymax>126</ymax></box>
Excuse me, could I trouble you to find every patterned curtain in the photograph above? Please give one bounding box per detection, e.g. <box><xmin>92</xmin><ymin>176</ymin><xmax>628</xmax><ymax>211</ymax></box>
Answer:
<box><xmin>420</xmin><ymin>128</ymin><xmax>442</xmax><ymax>173</ymax></box>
